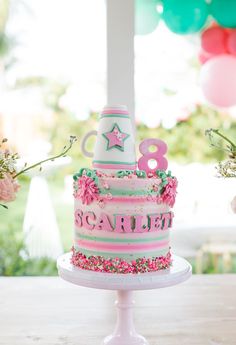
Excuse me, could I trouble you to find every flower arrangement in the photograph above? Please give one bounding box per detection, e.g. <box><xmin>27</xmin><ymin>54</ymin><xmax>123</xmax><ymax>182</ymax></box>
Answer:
<box><xmin>205</xmin><ymin>128</ymin><xmax>236</xmax><ymax>213</ymax></box>
<box><xmin>0</xmin><ymin>136</ymin><xmax>77</xmax><ymax>209</ymax></box>
<box><xmin>205</xmin><ymin>128</ymin><xmax>236</xmax><ymax>178</ymax></box>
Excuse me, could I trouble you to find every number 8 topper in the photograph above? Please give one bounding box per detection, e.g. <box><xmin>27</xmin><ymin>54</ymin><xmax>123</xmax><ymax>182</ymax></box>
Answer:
<box><xmin>138</xmin><ymin>138</ymin><xmax>168</xmax><ymax>174</ymax></box>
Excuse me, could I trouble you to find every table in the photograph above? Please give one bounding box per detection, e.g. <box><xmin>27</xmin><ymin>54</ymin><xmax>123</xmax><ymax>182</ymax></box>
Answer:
<box><xmin>0</xmin><ymin>276</ymin><xmax>236</xmax><ymax>345</ymax></box>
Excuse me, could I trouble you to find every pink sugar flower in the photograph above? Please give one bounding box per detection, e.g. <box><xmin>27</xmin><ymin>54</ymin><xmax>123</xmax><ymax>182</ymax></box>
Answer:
<box><xmin>161</xmin><ymin>177</ymin><xmax>178</xmax><ymax>207</ymax></box>
<box><xmin>102</xmin><ymin>181</ymin><xmax>110</xmax><ymax>189</ymax></box>
<box><xmin>0</xmin><ymin>174</ymin><xmax>20</xmax><ymax>202</ymax></box>
<box><xmin>74</xmin><ymin>175</ymin><xmax>99</xmax><ymax>205</ymax></box>
<box><xmin>152</xmin><ymin>183</ymin><xmax>160</xmax><ymax>192</ymax></box>
<box><xmin>97</xmin><ymin>198</ymin><xmax>105</xmax><ymax>208</ymax></box>
<box><xmin>106</xmin><ymin>193</ymin><xmax>113</xmax><ymax>200</ymax></box>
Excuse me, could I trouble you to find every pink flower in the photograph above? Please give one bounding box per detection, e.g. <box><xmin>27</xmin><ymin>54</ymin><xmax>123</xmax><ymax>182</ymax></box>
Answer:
<box><xmin>97</xmin><ymin>199</ymin><xmax>105</xmax><ymax>208</ymax></box>
<box><xmin>161</xmin><ymin>177</ymin><xmax>178</xmax><ymax>207</ymax></box>
<box><xmin>231</xmin><ymin>196</ymin><xmax>236</xmax><ymax>214</ymax></box>
<box><xmin>0</xmin><ymin>174</ymin><xmax>20</xmax><ymax>202</ymax></box>
<box><xmin>152</xmin><ymin>183</ymin><xmax>160</xmax><ymax>192</ymax></box>
<box><xmin>74</xmin><ymin>175</ymin><xmax>99</xmax><ymax>205</ymax></box>
<box><xmin>102</xmin><ymin>181</ymin><xmax>109</xmax><ymax>189</ymax></box>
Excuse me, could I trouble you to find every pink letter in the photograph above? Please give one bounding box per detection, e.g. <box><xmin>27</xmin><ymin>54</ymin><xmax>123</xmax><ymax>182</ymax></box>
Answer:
<box><xmin>94</xmin><ymin>213</ymin><xmax>113</xmax><ymax>231</ymax></box>
<box><xmin>74</xmin><ymin>209</ymin><xmax>83</xmax><ymax>227</ymax></box>
<box><xmin>169</xmin><ymin>211</ymin><xmax>174</xmax><ymax>228</ymax></box>
<box><xmin>82</xmin><ymin>211</ymin><xmax>96</xmax><ymax>230</ymax></box>
<box><xmin>115</xmin><ymin>215</ymin><xmax>132</xmax><ymax>233</ymax></box>
<box><xmin>161</xmin><ymin>213</ymin><xmax>169</xmax><ymax>230</ymax></box>
<box><xmin>133</xmin><ymin>215</ymin><xmax>146</xmax><ymax>233</ymax></box>
<box><xmin>149</xmin><ymin>214</ymin><xmax>162</xmax><ymax>231</ymax></box>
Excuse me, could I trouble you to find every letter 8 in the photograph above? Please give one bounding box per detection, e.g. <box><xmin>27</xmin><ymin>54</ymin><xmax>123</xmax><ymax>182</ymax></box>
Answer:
<box><xmin>138</xmin><ymin>138</ymin><xmax>168</xmax><ymax>173</ymax></box>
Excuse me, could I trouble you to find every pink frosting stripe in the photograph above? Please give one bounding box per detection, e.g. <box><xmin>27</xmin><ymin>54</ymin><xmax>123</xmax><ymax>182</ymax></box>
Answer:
<box><xmin>77</xmin><ymin>239</ymin><xmax>169</xmax><ymax>253</ymax></box>
<box><xmin>101</xmin><ymin>109</ymin><xmax>129</xmax><ymax>115</ymax></box>
<box><xmin>93</xmin><ymin>163</ymin><xmax>137</xmax><ymax>170</ymax></box>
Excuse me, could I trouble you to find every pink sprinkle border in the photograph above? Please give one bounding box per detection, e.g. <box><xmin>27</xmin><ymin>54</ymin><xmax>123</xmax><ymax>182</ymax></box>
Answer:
<box><xmin>71</xmin><ymin>247</ymin><xmax>172</xmax><ymax>274</ymax></box>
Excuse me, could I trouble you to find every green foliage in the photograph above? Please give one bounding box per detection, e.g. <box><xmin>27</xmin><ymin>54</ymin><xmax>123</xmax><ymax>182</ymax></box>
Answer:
<box><xmin>46</xmin><ymin>109</ymin><xmax>98</xmax><ymax>175</ymax></box>
<box><xmin>137</xmin><ymin>104</ymin><xmax>235</xmax><ymax>163</ymax></box>
<box><xmin>0</xmin><ymin>178</ymin><xmax>58</xmax><ymax>276</ymax></box>
<box><xmin>0</xmin><ymin>226</ymin><xmax>57</xmax><ymax>276</ymax></box>
<box><xmin>0</xmin><ymin>0</ymin><xmax>9</xmax><ymax>34</ymax></box>
<box><xmin>0</xmin><ymin>0</ymin><xmax>17</xmax><ymax>67</ymax></box>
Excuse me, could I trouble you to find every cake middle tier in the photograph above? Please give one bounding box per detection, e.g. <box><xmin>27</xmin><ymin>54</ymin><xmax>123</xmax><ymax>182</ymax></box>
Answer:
<box><xmin>74</xmin><ymin>197</ymin><xmax>173</xmax><ymax>261</ymax></box>
<box><xmin>73</xmin><ymin>169</ymin><xmax>177</xmax><ymax>263</ymax></box>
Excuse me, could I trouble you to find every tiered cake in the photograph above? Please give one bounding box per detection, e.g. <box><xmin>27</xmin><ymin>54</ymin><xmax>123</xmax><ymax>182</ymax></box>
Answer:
<box><xmin>71</xmin><ymin>106</ymin><xmax>177</xmax><ymax>274</ymax></box>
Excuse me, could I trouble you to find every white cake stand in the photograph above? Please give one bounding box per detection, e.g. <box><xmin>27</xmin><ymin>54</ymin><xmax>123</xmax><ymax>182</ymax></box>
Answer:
<box><xmin>57</xmin><ymin>253</ymin><xmax>192</xmax><ymax>345</ymax></box>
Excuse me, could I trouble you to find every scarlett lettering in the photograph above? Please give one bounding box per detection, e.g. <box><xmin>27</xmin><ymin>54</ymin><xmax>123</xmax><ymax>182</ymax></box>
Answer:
<box><xmin>74</xmin><ymin>210</ymin><xmax>174</xmax><ymax>233</ymax></box>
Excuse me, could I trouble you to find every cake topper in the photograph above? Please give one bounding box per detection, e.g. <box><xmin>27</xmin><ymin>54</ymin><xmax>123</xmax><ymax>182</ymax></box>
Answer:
<box><xmin>138</xmin><ymin>138</ymin><xmax>168</xmax><ymax>174</ymax></box>
<box><xmin>81</xmin><ymin>105</ymin><xmax>137</xmax><ymax>172</ymax></box>
<box><xmin>81</xmin><ymin>105</ymin><xmax>169</xmax><ymax>174</ymax></box>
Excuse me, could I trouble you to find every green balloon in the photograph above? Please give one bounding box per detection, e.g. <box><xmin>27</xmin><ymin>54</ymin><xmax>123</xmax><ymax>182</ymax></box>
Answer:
<box><xmin>210</xmin><ymin>0</ymin><xmax>236</xmax><ymax>28</ymax></box>
<box><xmin>135</xmin><ymin>0</ymin><xmax>161</xmax><ymax>35</ymax></box>
<box><xmin>162</xmin><ymin>0</ymin><xmax>208</xmax><ymax>34</ymax></box>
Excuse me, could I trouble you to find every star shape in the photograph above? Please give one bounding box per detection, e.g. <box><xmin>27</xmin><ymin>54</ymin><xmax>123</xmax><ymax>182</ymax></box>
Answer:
<box><xmin>102</xmin><ymin>123</ymin><xmax>130</xmax><ymax>151</ymax></box>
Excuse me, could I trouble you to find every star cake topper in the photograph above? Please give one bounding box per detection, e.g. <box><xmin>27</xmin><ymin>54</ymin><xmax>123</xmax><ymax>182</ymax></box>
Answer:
<box><xmin>103</xmin><ymin>123</ymin><xmax>130</xmax><ymax>151</ymax></box>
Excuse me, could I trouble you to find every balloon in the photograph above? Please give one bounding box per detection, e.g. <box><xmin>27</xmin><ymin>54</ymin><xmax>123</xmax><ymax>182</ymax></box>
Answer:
<box><xmin>200</xmin><ymin>55</ymin><xmax>236</xmax><ymax>107</ymax></box>
<box><xmin>201</xmin><ymin>26</ymin><xmax>228</xmax><ymax>55</ymax></box>
<box><xmin>227</xmin><ymin>30</ymin><xmax>236</xmax><ymax>54</ymax></box>
<box><xmin>198</xmin><ymin>49</ymin><xmax>214</xmax><ymax>64</ymax></box>
<box><xmin>210</xmin><ymin>0</ymin><xmax>236</xmax><ymax>28</ymax></box>
<box><xmin>162</xmin><ymin>0</ymin><xmax>208</xmax><ymax>34</ymax></box>
<box><xmin>135</xmin><ymin>0</ymin><xmax>160</xmax><ymax>35</ymax></box>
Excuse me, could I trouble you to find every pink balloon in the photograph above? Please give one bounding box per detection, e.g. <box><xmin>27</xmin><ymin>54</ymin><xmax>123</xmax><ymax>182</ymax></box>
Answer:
<box><xmin>198</xmin><ymin>49</ymin><xmax>214</xmax><ymax>64</ymax></box>
<box><xmin>227</xmin><ymin>30</ymin><xmax>236</xmax><ymax>55</ymax></box>
<box><xmin>201</xmin><ymin>27</ymin><xmax>228</xmax><ymax>55</ymax></box>
<box><xmin>200</xmin><ymin>54</ymin><xmax>236</xmax><ymax>108</ymax></box>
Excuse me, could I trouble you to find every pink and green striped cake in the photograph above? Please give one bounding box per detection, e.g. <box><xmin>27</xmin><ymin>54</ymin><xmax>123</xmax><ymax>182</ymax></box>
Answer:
<box><xmin>71</xmin><ymin>106</ymin><xmax>177</xmax><ymax>274</ymax></box>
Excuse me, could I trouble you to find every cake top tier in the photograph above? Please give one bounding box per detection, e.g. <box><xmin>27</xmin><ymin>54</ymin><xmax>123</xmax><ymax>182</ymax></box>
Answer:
<box><xmin>82</xmin><ymin>105</ymin><xmax>137</xmax><ymax>172</ymax></box>
<box><xmin>81</xmin><ymin>105</ymin><xmax>169</xmax><ymax>174</ymax></box>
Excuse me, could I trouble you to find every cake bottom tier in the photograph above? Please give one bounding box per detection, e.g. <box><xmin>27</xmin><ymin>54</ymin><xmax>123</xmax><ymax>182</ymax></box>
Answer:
<box><xmin>71</xmin><ymin>247</ymin><xmax>172</xmax><ymax>274</ymax></box>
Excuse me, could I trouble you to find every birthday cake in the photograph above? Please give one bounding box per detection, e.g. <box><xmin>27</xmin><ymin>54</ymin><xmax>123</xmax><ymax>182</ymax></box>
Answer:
<box><xmin>71</xmin><ymin>106</ymin><xmax>177</xmax><ymax>274</ymax></box>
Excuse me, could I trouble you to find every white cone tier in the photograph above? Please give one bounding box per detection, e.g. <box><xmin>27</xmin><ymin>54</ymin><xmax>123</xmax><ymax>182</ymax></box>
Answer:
<box><xmin>92</xmin><ymin>105</ymin><xmax>137</xmax><ymax>172</ymax></box>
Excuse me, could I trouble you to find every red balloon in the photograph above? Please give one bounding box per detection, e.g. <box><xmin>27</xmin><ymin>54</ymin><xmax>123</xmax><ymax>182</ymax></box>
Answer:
<box><xmin>201</xmin><ymin>26</ymin><xmax>228</xmax><ymax>55</ymax></box>
<box><xmin>227</xmin><ymin>30</ymin><xmax>236</xmax><ymax>54</ymax></box>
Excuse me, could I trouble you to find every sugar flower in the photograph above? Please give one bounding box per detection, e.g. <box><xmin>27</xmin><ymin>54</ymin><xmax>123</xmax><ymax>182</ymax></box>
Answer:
<box><xmin>74</xmin><ymin>175</ymin><xmax>99</xmax><ymax>205</ymax></box>
<box><xmin>160</xmin><ymin>177</ymin><xmax>178</xmax><ymax>207</ymax></box>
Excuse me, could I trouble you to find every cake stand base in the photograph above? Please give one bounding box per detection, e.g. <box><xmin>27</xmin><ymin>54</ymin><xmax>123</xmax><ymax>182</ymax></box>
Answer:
<box><xmin>102</xmin><ymin>290</ymin><xmax>149</xmax><ymax>345</ymax></box>
<box><xmin>57</xmin><ymin>253</ymin><xmax>192</xmax><ymax>345</ymax></box>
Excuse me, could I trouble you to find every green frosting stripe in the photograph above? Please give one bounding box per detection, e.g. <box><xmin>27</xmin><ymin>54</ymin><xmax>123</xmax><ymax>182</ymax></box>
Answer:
<box><xmin>99</xmin><ymin>187</ymin><xmax>156</xmax><ymax>196</ymax></box>
<box><xmin>100</xmin><ymin>114</ymin><xmax>129</xmax><ymax>119</ymax></box>
<box><xmin>74</xmin><ymin>246</ymin><xmax>168</xmax><ymax>260</ymax></box>
<box><xmin>76</xmin><ymin>233</ymin><xmax>169</xmax><ymax>243</ymax></box>
<box><xmin>93</xmin><ymin>160</ymin><xmax>137</xmax><ymax>165</ymax></box>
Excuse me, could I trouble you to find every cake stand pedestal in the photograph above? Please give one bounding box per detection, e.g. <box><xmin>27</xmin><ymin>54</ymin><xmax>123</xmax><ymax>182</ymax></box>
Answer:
<box><xmin>57</xmin><ymin>253</ymin><xmax>192</xmax><ymax>345</ymax></box>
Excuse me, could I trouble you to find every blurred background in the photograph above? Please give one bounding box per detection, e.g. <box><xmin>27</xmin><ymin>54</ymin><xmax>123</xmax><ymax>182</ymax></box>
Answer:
<box><xmin>0</xmin><ymin>0</ymin><xmax>235</xmax><ymax>276</ymax></box>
